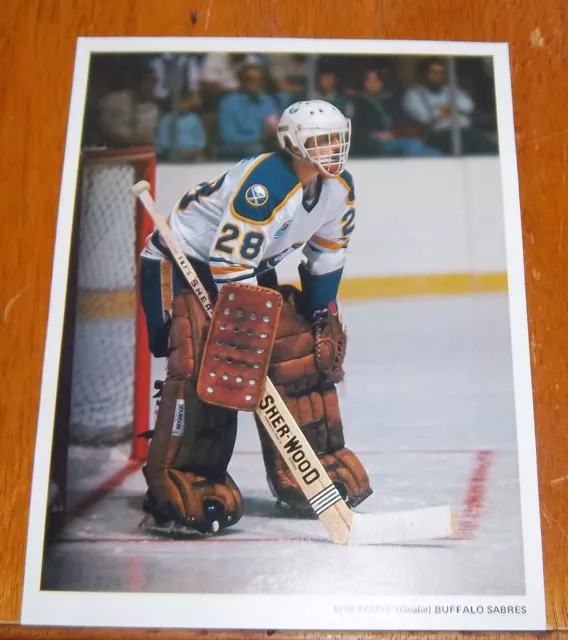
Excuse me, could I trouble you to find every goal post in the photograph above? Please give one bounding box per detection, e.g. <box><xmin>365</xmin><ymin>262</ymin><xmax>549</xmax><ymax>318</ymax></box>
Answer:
<box><xmin>45</xmin><ymin>147</ymin><xmax>156</xmax><ymax>540</ymax></box>
<box><xmin>67</xmin><ymin>146</ymin><xmax>155</xmax><ymax>461</ymax></box>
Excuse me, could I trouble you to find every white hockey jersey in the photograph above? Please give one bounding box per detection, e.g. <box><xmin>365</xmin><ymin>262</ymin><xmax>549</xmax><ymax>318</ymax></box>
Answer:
<box><xmin>143</xmin><ymin>151</ymin><xmax>355</xmax><ymax>299</ymax></box>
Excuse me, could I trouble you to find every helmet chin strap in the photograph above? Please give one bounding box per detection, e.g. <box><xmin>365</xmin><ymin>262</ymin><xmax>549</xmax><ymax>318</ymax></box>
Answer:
<box><xmin>299</xmin><ymin>145</ymin><xmax>335</xmax><ymax>177</ymax></box>
<box><xmin>313</xmin><ymin>156</ymin><xmax>342</xmax><ymax>178</ymax></box>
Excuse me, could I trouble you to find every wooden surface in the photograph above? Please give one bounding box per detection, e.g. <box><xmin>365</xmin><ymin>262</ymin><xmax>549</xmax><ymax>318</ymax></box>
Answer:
<box><xmin>1</xmin><ymin>0</ymin><xmax>567</xmax><ymax>637</ymax></box>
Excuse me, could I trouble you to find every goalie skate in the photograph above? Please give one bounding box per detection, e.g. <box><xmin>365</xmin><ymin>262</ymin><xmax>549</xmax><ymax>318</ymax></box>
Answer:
<box><xmin>139</xmin><ymin>514</ymin><xmax>222</xmax><ymax>538</ymax></box>
<box><xmin>139</xmin><ymin>493</ymin><xmax>225</xmax><ymax>537</ymax></box>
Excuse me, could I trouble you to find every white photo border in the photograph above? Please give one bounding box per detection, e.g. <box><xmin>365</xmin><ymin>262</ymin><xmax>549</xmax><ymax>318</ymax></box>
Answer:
<box><xmin>21</xmin><ymin>36</ymin><xmax>546</xmax><ymax>631</ymax></box>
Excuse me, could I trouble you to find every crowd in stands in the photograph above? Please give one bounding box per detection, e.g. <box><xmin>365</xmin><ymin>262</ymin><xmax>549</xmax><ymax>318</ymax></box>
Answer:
<box><xmin>83</xmin><ymin>52</ymin><xmax>499</xmax><ymax>162</ymax></box>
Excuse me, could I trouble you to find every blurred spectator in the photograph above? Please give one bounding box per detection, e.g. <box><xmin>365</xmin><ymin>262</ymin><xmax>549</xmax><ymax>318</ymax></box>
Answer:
<box><xmin>455</xmin><ymin>56</ymin><xmax>498</xmax><ymax>142</ymax></box>
<box><xmin>155</xmin><ymin>91</ymin><xmax>207</xmax><ymax>162</ymax></box>
<box><xmin>352</xmin><ymin>69</ymin><xmax>441</xmax><ymax>157</ymax></box>
<box><xmin>200</xmin><ymin>53</ymin><xmax>265</xmax><ymax>97</ymax></box>
<box><xmin>84</xmin><ymin>51</ymin><xmax>501</xmax><ymax>162</ymax></box>
<box><xmin>98</xmin><ymin>67</ymin><xmax>160</xmax><ymax>147</ymax></box>
<box><xmin>268</xmin><ymin>54</ymin><xmax>309</xmax><ymax>109</ymax></box>
<box><xmin>402</xmin><ymin>58</ymin><xmax>498</xmax><ymax>155</ymax></box>
<box><xmin>149</xmin><ymin>53</ymin><xmax>205</xmax><ymax>112</ymax></box>
<box><xmin>200</xmin><ymin>53</ymin><xmax>268</xmax><ymax>118</ymax></box>
<box><xmin>313</xmin><ymin>69</ymin><xmax>351</xmax><ymax>115</ymax></box>
<box><xmin>217</xmin><ymin>64</ymin><xmax>280</xmax><ymax>158</ymax></box>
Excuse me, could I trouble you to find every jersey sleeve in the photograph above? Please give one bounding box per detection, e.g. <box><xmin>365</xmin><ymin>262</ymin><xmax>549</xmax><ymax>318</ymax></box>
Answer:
<box><xmin>208</xmin><ymin>153</ymin><xmax>301</xmax><ymax>290</ymax></box>
<box><xmin>301</xmin><ymin>171</ymin><xmax>356</xmax><ymax>311</ymax></box>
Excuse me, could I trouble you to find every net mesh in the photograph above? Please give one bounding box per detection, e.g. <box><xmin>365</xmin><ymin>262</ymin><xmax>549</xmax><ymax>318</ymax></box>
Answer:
<box><xmin>69</xmin><ymin>162</ymin><xmax>139</xmax><ymax>446</ymax></box>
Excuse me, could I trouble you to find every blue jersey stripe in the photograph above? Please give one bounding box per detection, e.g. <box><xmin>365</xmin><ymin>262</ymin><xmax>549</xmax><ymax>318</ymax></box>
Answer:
<box><xmin>336</xmin><ymin>169</ymin><xmax>355</xmax><ymax>204</ymax></box>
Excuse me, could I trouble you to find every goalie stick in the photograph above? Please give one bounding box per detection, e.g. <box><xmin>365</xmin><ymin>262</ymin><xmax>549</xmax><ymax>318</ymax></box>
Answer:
<box><xmin>132</xmin><ymin>180</ymin><xmax>457</xmax><ymax>546</ymax></box>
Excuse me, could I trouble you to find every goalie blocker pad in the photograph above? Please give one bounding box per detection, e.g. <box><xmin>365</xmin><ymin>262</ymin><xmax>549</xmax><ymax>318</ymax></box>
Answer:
<box><xmin>197</xmin><ymin>283</ymin><xmax>283</xmax><ymax>411</ymax></box>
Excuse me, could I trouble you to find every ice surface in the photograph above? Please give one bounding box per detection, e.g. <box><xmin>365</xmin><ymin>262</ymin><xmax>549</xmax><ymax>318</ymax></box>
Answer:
<box><xmin>41</xmin><ymin>292</ymin><xmax>525</xmax><ymax>596</ymax></box>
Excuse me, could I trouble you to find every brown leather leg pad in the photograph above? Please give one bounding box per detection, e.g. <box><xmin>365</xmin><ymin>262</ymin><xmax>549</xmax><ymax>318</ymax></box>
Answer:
<box><xmin>143</xmin><ymin>377</ymin><xmax>242</xmax><ymax>532</ymax></box>
<box><xmin>255</xmin><ymin>384</ymin><xmax>372</xmax><ymax>515</ymax></box>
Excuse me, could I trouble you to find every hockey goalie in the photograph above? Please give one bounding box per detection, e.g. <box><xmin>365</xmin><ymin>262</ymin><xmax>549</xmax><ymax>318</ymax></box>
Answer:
<box><xmin>138</xmin><ymin>99</ymin><xmax>372</xmax><ymax>536</ymax></box>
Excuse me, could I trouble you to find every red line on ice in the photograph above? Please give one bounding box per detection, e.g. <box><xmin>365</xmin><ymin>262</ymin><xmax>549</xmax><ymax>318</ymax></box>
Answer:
<box><xmin>453</xmin><ymin>449</ymin><xmax>493</xmax><ymax>540</ymax></box>
<box><xmin>62</xmin><ymin>451</ymin><xmax>494</xmax><ymax>545</ymax></box>
<box><xmin>66</xmin><ymin>459</ymin><xmax>142</xmax><ymax>523</ymax></box>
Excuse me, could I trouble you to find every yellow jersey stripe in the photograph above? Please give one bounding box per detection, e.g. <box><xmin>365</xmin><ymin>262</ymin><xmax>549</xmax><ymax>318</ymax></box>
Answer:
<box><xmin>310</xmin><ymin>235</ymin><xmax>347</xmax><ymax>251</ymax></box>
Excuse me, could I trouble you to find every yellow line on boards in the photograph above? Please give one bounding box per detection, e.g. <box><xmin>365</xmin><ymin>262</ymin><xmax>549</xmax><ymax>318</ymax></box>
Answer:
<box><xmin>75</xmin><ymin>272</ymin><xmax>509</xmax><ymax>320</ymax></box>
<box><xmin>285</xmin><ymin>272</ymin><xmax>509</xmax><ymax>301</ymax></box>
<box><xmin>77</xmin><ymin>290</ymin><xmax>135</xmax><ymax>320</ymax></box>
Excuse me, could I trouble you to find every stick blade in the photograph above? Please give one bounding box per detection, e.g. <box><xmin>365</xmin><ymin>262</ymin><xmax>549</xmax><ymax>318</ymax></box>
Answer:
<box><xmin>348</xmin><ymin>505</ymin><xmax>457</xmax><ymax>546</ymax></box>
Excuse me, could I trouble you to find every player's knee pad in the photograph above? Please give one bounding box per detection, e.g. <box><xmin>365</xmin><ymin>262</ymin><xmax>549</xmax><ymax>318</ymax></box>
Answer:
<box><xmin>255</xmin><ymin>286</ymin><xmax>372</xmax><ymax>515</ymax></box>
<box><xmin>142</xmin><ymin>290</ymin><xmax>243</xmax><ymax>535</ymax></box>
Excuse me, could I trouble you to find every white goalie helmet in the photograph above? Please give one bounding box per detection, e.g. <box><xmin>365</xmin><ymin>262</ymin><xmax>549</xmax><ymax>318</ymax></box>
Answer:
<box><xmin>276</xmin><ymin>100</ymin><xmax>351</xmax><ymax>177</ymax></box>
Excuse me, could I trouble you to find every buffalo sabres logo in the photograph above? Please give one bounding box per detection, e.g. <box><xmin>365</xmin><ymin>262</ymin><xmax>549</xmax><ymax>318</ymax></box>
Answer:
<box><xmin>245</xmin><ymin>184</ymin><xmax>269</xmax><ymax>207</ymax></box>
<box><xmin>274</xmin><ymin>220</ymin><xmax>291</xmax><ymax>238</ymax></box>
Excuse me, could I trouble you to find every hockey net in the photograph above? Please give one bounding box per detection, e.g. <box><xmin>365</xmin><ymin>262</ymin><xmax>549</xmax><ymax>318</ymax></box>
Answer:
<box><xmin>66</xmin><ymin>148</ymin><xmax>154</xmax><ymax>459</ymax></box>
<box><xmin>47</xmin><ymin>147</ymin><xmax>156</xmax><ymax>534</ymax></box>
